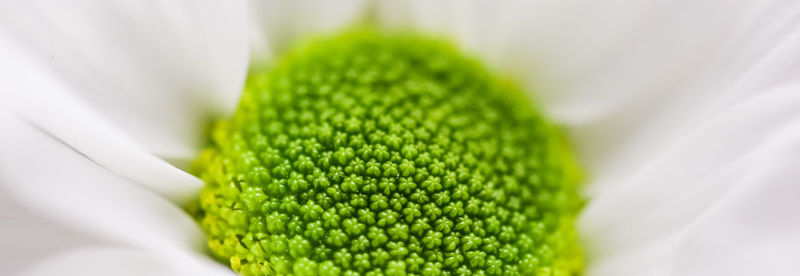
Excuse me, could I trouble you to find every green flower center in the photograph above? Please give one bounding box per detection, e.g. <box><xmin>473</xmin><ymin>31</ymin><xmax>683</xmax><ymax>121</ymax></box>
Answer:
<box><xmin>193</xmin><ymin>30</ymin><xmax>583</xmax><ymax>276</ymax></box>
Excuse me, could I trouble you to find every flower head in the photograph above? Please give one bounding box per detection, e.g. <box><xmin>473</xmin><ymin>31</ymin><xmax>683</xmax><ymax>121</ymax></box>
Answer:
<box><xmin>2</xmin><ymin>1</ymin><xmax>800</xmax><ymax>276</ymax></box>
<box><xmin>195</xmin><ymin>30</ymin><xmax>583</xmax><ymax>275</ymax></box>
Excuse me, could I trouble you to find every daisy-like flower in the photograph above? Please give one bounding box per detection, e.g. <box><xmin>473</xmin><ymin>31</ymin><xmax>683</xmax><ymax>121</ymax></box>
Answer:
<box><xmin>2</xmin><ymin>0</ymin><xmax>799</xmax><ymax>275</ymax></box>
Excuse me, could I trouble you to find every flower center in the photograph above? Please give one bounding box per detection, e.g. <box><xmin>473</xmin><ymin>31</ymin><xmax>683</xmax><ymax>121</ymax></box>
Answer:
<box><xmin>193</xmin><ymin>30</ymin><xmax>583</xmax><ymax>276</ymax></box>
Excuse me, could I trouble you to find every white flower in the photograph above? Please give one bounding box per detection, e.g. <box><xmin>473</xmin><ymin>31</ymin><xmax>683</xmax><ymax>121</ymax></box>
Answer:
<box><xmin>1</xmin><ymin>0</ymin><xmax>799</xmax><ymax>275</ymax></box>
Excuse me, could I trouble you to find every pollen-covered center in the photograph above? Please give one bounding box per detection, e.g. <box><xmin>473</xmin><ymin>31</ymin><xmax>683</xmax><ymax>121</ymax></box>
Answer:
<box><xmin>194</xmin><ymin>31</ymin><xmax>583</xmax><ymax>276</ymax></box>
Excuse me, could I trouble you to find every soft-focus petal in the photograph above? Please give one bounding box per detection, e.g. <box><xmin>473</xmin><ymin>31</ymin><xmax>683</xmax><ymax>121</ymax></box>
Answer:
<box><xmin>582</xmin><ymin>85</ymin><xmax>800</xmax><ymax>275</ymax></box>
<box><xmin>1</xmin><ymin>197</ymin><xmax>229</xmax><ymax>276</ymax></box>
<box><xmin>248</xmin><ymin>0</ymin><xmax>369</xmax><ymax>67</ymax></box>
<box><xmin>0</xmin><ymin>192</ymin><xmax>100</xmax><ymax>274</ymax></box>
<box><xmin>0</xmin><ymin>34</ymin><xmax>200</xmax><ymax>203</ymax></box>
<box><xmin>0</xmin><ymin>0</ymin><xmax>249</xmax><ymax>165</ymax></box>
<box><xmin>15</xmin><ymin>247</ymin><xmax>232</xmax><ymax>276</ymax></box>
<box><xmin>376</xmin><ymin>0</ymin><xmax>800</xmax><ymax>275</ymax></box>
<box><xmin>0</xmin><ymin>110</ymin><xmax>224</xmax><ymax>274</ymax></box>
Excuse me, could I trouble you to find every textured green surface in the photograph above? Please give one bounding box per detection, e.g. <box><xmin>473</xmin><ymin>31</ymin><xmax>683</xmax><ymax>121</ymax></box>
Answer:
<box><xmin>193</xmin><ymin>30</ymin><xmax>583</xmax><ymax>276</ymax></box>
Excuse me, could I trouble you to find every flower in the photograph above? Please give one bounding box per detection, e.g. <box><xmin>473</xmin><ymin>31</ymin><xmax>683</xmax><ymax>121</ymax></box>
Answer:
<box><xmin>1</xmin><ymin>0</ymin><xmax>799</xmax><ymax>275</ymax></box>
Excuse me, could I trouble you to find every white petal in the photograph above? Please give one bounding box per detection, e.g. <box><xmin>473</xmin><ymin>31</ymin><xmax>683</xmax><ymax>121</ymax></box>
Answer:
<box><xmin>0</xmin><ymin>35</ymin><xmax>201</xmax><ymax>203</ymax></box>
<box><xmin>14</xmin><ymin>247</ymin><xmax>233</xmax><ymax>276</ymax></box>
<box><xmin>581</xmin><ymin>85</ymin><xmax>800</xmax><ymax>275</ymax></box>
<box><xmin>0</xmin><ymin>111</ymin><xmax>215</xmax><ymax>272</ymax></box>
<box><xmin>1</xmin><ymin>196</ymin><xmax>228</xmax><ymax>275</ymax></box>
<box><xmin>0</xmin><ymin>0</ymin><xmax>249</xmax><ymax>165</ymax></box>
<box><xmin>0</xmin><ymin>192</ymin><xmax>101</xmax><ymax>274</ymax></box>
<box><xmin>248</xmin><ymin>0</ymin><xmax>370</xmax><ymax>67</ymax></box>
<box><xmin>0</xmin><ymin>15</ymin><xmax>222</xmax><ymax>204</ymax></box>
<box><xmin>376</xmin><ymin>0</ymin><xmax>800</xmax><ymax>275</ymax></box>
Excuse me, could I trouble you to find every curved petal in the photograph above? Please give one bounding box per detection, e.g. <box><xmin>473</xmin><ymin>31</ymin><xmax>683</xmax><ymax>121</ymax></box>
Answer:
<box><xmin>248</xmin><ymin>0</ymin><xmax>370</xmax><ymax>67</ymax></box>
<box><xmin>581</xmin><ymin>84</ymin><xmax>800</xmax><ymax>275</ymax></box>
<box><xmin>376</xmin><ymin>0</ymin><xmax>800</xmax><ymax>275</ymax></box>
<box><xmin>0</xmin><ymin>196</ymin><xmax>228</xmax><ymax>275</ymax></box>
<box><xmin>0</xmin><ymin>0</ymin><xmax>249</xmax><ymax>165</ymax></box>
<box><xmin>0</xmin><ymin>34</ymin><xmax>200</xmax><ymax>203</ymax></box>
<box><xmin>0</xmin><ymin>111</ymin><xmax>214</xmax><ymax>272</ymax></box>
<box><xmin>14</xmin><ymin>247</ymin><xmax>232</xmax><ymax>276</ymax></box>
<box><xmin>0</xmin><ymin>193</ymin><xmax>101</xmax><ymax>274</ymax></box>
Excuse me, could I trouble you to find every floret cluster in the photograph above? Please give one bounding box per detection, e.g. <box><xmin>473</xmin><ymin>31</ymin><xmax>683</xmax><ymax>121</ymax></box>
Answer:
<box><xmin>194</xmin><ymin>30</ymin><xmax>583</xmax><ymax>276</ymax></box>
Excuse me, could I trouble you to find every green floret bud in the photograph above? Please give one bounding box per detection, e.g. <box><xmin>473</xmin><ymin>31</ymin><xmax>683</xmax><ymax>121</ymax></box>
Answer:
<box><xmin>194</xmin><ymin>29</ymin><xmax>584</xmax><ymax>276</ymax></box>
